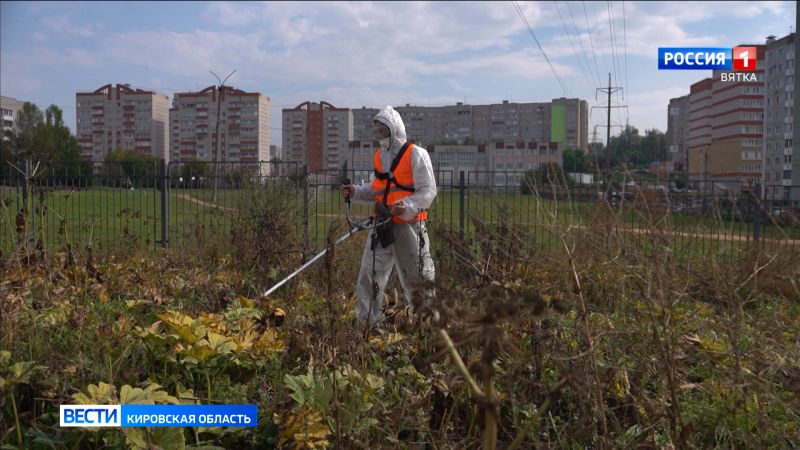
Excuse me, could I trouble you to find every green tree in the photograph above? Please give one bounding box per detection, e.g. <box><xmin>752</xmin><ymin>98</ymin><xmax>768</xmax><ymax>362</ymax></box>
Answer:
<box><xmin>521</xmin><ymin>163</ymin><xmax>572</xmax><ymax>195</ymax></box>
<box><xmin>3</xmin><ymin>102</ymin><xmax>46</xmax><ymax>162</ymax></box>
<box><xmin>106</xmin><ymin>149</ymin><xmax>157</xmax><ymax>188</ymax></box>
<box><xmin>43</xmin><ymin>105</ymin><xmax>92</xmax><ymax>185</ymax></box>
<box><xmin>174</xmin><ymin>158</ymin><xmax>212</xmax><ymax>188</ymax></box>
<box><xmin>608</xmin><ymin>126</ymin><xmax>667</xmax><ymax>168</ymax></box>
<box><xmin>562</xmin><ymin>148</ymin><xmax>589</xmax><ymax>173</ymax></box>
<box><xmin>2</xmin><ymin>103</ymin><xmax>91</xmax><ymax>184</ymax></box>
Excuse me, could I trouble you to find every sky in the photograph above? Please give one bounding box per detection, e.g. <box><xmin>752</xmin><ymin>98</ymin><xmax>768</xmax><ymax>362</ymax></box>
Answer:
<box><xmin>1</xmin><ymin>1</ymin><xmax>795</xmax><ymax>145</ymax></box>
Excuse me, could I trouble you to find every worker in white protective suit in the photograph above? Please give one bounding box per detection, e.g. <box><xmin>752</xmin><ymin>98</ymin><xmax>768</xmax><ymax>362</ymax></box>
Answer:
<box><xmin>339</xmin><ymin>106</ymin><xmax>437</xmax><ymax>325</ymax></box>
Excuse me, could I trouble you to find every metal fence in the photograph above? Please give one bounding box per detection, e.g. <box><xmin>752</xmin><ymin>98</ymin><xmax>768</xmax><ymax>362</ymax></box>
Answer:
<box><xmin>2</xmin><ymin>160</ymin><xmax>799</xmax><ymax>261</ymax></box>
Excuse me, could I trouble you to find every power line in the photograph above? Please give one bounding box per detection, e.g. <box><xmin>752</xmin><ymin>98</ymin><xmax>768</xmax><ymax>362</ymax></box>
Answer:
<box><xmin>566</xmin><ymin>1</ymin><xmax>601</xmax><ymax>87</ymax></box>
<box><xmin>606</xmin><ymin>1</ymin><xmax>621</xmax><ymax>91</ymax></box>
<box><xmin>622</xmin><ymin>0</ymin><xmax>630</xmax><ymax>124</ymax></box>
<box><xmin>554</xmin><ymin>0</ymin><xmax>595</xmax><ymax>97</ymax></box>
<box><xmin>511</xmin><ymin>0</ymin><xmax>572</xmax><ymax>97</ymax></box>
<box><xmin>582</xmin><ymin>1</ymin><xmax>603</xmax><ymax>86</ymax></box>
<box><xmin>606</xmin><ymin>1</ymin><xmax>624</xmax><ymax>131</ymax></box>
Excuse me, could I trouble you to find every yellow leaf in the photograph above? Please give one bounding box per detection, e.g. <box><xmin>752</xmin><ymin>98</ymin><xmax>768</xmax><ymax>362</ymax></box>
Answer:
<box><xmin>276</xmin><ymin>406</ymin><xmax>330</xmax><ymax>450</ymax></box>
<box><xmin>72</xmin><ymin>382</ymin><xmax>117</xmax><ymax>405</ymax></box>
<box><xmin>98</xmin><ymin>291</ymin><xmax>109</xmax><ymax>303</ymax></box>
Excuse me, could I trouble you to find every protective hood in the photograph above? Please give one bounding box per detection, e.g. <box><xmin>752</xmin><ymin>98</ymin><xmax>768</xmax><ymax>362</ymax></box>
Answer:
<box><xmin>373</xmin><ymin>106</ymin><xmax>407</xmax><ymax>153</ymax></box>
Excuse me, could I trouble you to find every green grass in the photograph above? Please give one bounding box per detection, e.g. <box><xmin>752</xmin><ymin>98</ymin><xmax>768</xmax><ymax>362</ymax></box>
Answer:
<box><xmin>2</xmin><ymin>185</ymin><xmax>797</xmax><ymax>260</ymax></box>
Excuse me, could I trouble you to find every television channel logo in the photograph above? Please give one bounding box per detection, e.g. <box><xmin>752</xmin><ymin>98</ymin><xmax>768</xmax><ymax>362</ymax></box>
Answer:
<box><xmin>61</xmin><ymin>405</ymin><xmax>121</xmax><ymax>427</ymax></box>
<box><xmin>658</xmin><ymin>47</ymin><xmax>758</xmax><ymax>71</ymax></box>
<box><xmin>732</xmin><ymin>46</ymin><xmax>757</xmax><ymax>71</ymax></box>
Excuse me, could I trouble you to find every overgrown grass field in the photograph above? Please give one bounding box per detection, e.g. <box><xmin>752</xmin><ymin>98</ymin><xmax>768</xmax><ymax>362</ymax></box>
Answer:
<box><xmin>1</xmin><ymin>188</ymin><xmax>799</xmax><ymax>449</ymax></box>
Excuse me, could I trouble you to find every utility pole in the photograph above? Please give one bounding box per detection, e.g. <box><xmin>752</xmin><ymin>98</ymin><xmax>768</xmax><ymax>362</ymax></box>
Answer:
<box><xmin>592</xmin><ymin>73</ymin><xmax>624</xmax><ymax>197</ymax></box>
<box><xmin>210</xmin><ymin>69</ymin><xmax>237</xmax><ymax>203</ymax></box>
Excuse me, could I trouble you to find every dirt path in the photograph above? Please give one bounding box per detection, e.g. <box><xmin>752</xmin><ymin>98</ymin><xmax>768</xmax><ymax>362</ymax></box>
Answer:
<box><xmin>175</xmin><ymin>194</ymin><xmax>237</xmax><ymax>212</ymax></box>
<box><xmin>570</xmin><ymin>224</ymin><xmax>799</xmax><ymax>246</ymax></box>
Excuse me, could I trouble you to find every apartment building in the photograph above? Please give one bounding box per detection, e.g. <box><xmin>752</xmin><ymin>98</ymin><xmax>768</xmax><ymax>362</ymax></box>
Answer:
<box><xmin>1</xmin><ymin>95</ymin><xmax>25</xmax><ymax>141</ymax></box>
<box><xmin>763</xmin><ymin>33</ymin><xmax>799</xmax><ymax>200</ymax></box>
<box><xmin>288</xmin><ymin>99</ymin><xmax>586</xmax><ymax>175</ymax></box>
<box><xmin>170</xmin><ymin>85</ymin><xmax>270</xmax><ymax>166</ymax></box>
<box><xmin>282</xmin><ymin>101</ymin><xmax>353</xmax><ymax>173</ymax></box>
<box><xmin>75</xmin><ymin>84</ymin><xmax>169</xmax><ymax>161</ymax></box>
<box><xmin>433</xmin><ymin>141</ymin><xmax>563</xmax><ymax>187</ymax></box>
<box><xmin>708</xmin><ymin>45</ymin><xmax>765</xmax><ymax>191</ymax></box>
<box><xmin>685</xmin><ymin>44</ymin><xmax>766</xmax><ymax>193</ymax></box>
<box><xmin>666</xmin><ymin>95</ymin><xmax>690</xmax><ymax>172</ymax></box>
<box><xmin>348</xmin><ymin>99</ymin><xmax>588</xmax><ymax>151</ymax></box>
<box><xmin>687</xmin><ymin>78</ymin><xmax>713</xmax><ymax>186</ymax></box>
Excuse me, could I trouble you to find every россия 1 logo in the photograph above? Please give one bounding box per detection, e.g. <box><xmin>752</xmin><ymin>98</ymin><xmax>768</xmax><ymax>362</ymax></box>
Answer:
<box><xmin>658</xmin><ymin>47</ymin><xmax>757</xmax><ymax>71</ymax></box>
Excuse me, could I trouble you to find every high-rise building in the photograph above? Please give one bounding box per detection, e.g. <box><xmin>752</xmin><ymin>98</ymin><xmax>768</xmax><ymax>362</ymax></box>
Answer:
<box><xmin>349</xmin><ymin>99</ymin><xmax>588</xmax><ymax>152</ymax></box>
<box><xmin>687</xmin><ymin>43</ymin><xmax>767</xmax><ymax>193</ymax></box>
<box><xmin>667</xmin><ymin>95</ymin><xmax>690</xmax><ymax>172</ymax></box>
<box><xmin>712</xmin><ymin>45</ymin><xmax>765</xmax><ymax>190</ymax></box>
<box><xmin>687</xmin><ymin>46</ymin><xmax>766</xmax><ymax>192</ymax></box>
<box><xmin>687</xmin><ymin>78</ymin><xmax>713</xmax><ymax>187</ymax></box>
<box><xmin>75</xmin><ymin>84</ymin><xmax>169</xmax><ymax>161</ymax></box>
<box><xmin>286</xmin><ymin>99</ymin><xmax>587</xmax><ymax>174</ymax></box>
<box><xmin>763</xmin><ymin>33</ymin><xmax>799</xmax><ymax>200</ymax></box>
<box><xmin>282</xmin><ymin>101</ymin><xmax>353</xmax><ymax>172</ymax></box>
<box><xmin>170</xmin><ymin>85</ymin><xmax>270</xmax><ymax>165</ymax></box>
<box><xmin>1</xmin><ymin>96</ymin><xmax>25</xmax><ymax>141</ymax></box>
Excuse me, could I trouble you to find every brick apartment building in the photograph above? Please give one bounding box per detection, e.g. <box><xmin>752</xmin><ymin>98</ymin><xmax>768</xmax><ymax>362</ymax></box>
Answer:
<box><xmin>281</xmin><ymin>101</ymin><xmax>353</xmax><ymax>173</ymax></box>
<box><xmin>169</xmin><ymin>85</ymin><xmax>270</xmax><ymax>165</ymax></box>
<box><xmin>75</xmin><ymin>84</ymin><xmax>169</xmax><ymax>161</ymax></box>
<box><xmin>686</xmin><ymin>45</ymin><xmax>766</xmax><ymax>192</ymax></box>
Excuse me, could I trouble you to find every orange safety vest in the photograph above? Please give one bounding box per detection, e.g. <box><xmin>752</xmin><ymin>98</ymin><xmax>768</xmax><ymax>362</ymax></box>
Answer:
<box><xmin>372</xmin><ymin>144</ymin><xmax>428</xmax><ymax>224</ymax></box>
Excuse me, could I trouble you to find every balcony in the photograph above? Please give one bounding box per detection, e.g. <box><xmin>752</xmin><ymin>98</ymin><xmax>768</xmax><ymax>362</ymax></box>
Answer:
<box><xmin>787</xmin><ymin>68</ymin><xmax>795</xmax><ymax>76</ymax></box>
<box><xmin>786</xmin><ymin>101</ymin><xmax>793</xmax><ymax>108</ymax></box>
<box><xmin>785</xmin><ymin>132</ymin><xmax>794</xmax><ymax>139</ymax></box>
<box><xmin>783</xmin><ymin>179</ymin><xmax>793</xmax><ymax>186</ymax></box>
<box><xmin>785</xmin><ymin>147</ymin><xmax>794</xmax><ymax>155</ymax></box>
<box><xmin>786</xmin><ymin>116</ymin><xmax>794</xmax><ymax>123</ymax></box>
<box><xmin>786</xmin><ymin>84</ymin><xmax>795</xmax><ymax>92</ymax></box>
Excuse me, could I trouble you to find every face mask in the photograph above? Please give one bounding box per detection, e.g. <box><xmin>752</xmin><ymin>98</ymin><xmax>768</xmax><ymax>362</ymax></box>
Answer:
<box><xmin>379</xmin><ymin>137</ymin><xmax>391</xmax><ymax>149</ymax></box>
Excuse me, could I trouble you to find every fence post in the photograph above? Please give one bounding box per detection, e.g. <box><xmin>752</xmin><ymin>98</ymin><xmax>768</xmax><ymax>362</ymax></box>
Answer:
<box><xmin>752</xmin><ymin>183</ymin><xmax>762</xmax><ymax>243</ymax></box>
<box><xmin>459</xmin><ymin>171</ymin><xmax>465</xmax><ymax>240</ymax></box>
<box><xmin>303</xmin><ymin>165</ymin><xmax>310</xmax><ymax>257</ymax></box>
<box><xmin>23</xmin><ymin>160</ymin><xmax>32</xmax><ymax>249</ymax></box>
<box><xmin>159</xmin><ymin>159</ymin><xmax>169</xmax><ymax>248</ymax></box>
<box><xmin>19</xmin><ymin>160</ymin><xmax>26</xmax><ymax>205</ymax></box>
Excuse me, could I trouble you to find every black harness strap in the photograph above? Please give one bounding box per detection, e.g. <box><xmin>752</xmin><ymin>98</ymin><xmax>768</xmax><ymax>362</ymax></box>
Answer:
<box><xmin>375</xmin><ymin>142</ymin><xmax>414</xmax><ymax>206</ymax></box>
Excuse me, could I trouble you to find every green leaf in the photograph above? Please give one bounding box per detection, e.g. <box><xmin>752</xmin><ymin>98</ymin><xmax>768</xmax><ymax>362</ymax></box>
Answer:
<box><xmin>124</xmin><ymin>427</ymin><xmax>185</xmax><ymax>450</ymax></box>
<box><xmin>120</xmin><ymin>383</ymin><xmax>180</xmax><ymax>405</ymax></box>
<box><xmin>72</xmin><ymin>382</ymin><xmax>117</xmax><ymax>404</ymax></box>
<box><xmin>206</xmin><ymin>332</ymin><xmax>237</xmax><ymax>354</ymax></box>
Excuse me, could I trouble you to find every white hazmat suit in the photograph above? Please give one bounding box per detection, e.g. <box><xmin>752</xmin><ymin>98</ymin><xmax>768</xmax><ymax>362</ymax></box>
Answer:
<box><xmin>350</xmin><ymin>106</ymin><xmax>437</xmax><ymax>325</ymax></box>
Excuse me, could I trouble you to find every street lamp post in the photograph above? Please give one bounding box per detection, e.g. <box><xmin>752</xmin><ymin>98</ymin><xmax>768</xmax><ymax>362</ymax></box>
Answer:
<box><xmin>210</xmin><ymin>69</ymin><xmax>237</xmax><ymax>203</ymax></box>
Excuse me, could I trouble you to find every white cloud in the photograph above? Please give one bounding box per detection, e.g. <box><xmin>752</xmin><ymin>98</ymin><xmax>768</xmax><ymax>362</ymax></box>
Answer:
<box><xmin>41</xmin><ymin>14</ymin><xmax>96</xmax><ymax>37</ymax></box>
<box><xmin>4</xmin><ymin>0</ymin><xmax>796</xmax><ymax>142</ymax></box>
